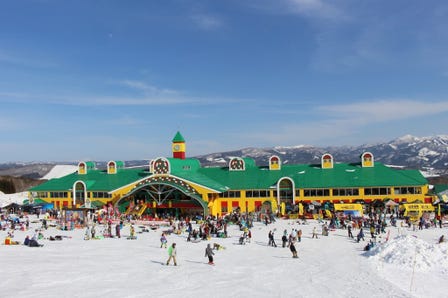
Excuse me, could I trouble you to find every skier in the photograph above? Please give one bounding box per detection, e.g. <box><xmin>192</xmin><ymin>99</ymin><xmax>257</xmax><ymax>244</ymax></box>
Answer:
<box><xmin>289</xmin><ymin>242</ymin><xmax>298</xmax><ymax>258</ymax></box>
<box><xmin>205</xmin><ymin>243</ymin><xmax>215</xmax><ymax>265</ymax></box>
<box><xmin>166</xmin><ymin>243</ymin><xmax>177</xmax><ymax>266</ymax></box>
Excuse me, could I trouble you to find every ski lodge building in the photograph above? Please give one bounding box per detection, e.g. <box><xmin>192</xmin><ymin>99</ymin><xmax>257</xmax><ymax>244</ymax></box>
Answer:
<box><xmin>28</xmin><ymin>132</ymin><xmax>433</xmax><ymax>217</ymax></box>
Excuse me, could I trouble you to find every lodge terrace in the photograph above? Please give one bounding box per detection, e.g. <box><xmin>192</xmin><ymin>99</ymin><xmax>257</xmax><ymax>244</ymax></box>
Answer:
<box><xmin>28</xmin><ymin>132</ymin><xmax>433</xmax><ymax>218</ymax></box>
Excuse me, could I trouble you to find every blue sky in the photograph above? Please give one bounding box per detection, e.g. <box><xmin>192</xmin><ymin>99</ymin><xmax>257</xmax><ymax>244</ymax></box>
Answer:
<box><xmin>1</xmin><ymin>0</ymin><xmax>448</xmax><ymax>162</ymax></box>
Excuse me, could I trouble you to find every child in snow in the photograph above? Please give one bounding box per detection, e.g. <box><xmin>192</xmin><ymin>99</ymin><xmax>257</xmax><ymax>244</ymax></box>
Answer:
<box><xmin>160</xmin><ymin>233</ymin><xmax>167</xmax><ymax>248</ymax></box>
<box><xmin>205</xmin><ymin>243</ymin><xmax>215</xmax><ymax>264</ymax></box>
<box><xmin>166</xmin><ymin>243</ymin><xmax>177</xmax><ymax>266</ymax></box>
<box><xmin>312</xmin><ymin>227</ymin><xmax>318</xmax><ymax>239</ymax></box>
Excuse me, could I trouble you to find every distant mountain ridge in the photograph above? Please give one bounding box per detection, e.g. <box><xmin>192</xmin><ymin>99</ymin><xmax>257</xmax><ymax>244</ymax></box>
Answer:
<box><xmin>194</xmin><ymin>134</ymin><xmax>448</xmax><ymax>176</ymax></box>
<box><xmin>0</xmin><ymin>135</ymin><xmax>447</xmax><ymax>180</ymax></box>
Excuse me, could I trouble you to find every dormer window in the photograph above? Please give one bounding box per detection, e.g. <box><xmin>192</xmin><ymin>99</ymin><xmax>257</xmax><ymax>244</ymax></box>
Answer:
<box><xmin>361</xmin><ymin>152</ymin><xmax>374</xmax><ymax>167</ymax></box>
<box><xmin>321</xmin><ymin>154</ymin><xmax>334</xmax><ymax>169</ymax></box>
<box><xmin>78</xmin><ymin>161</ymin><xmax>95</xmax><ymax>175</ymax></box>
<box><xmin>269</xmin><ymin>155</ymin><xmax>281</xmax><ymax>170</ymax></box>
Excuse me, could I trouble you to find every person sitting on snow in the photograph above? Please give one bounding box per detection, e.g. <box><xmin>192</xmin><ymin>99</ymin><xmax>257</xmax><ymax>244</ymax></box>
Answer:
<box><xmin>24</xmin><ymin>235</ymin><xmax>30</xmax><ymax>246</ymax></box>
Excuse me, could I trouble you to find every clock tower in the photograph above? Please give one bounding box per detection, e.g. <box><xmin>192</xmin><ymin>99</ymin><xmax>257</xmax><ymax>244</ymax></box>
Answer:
<box><xmin>172</xmin><ymin>131</ymin><xmax>186</xmax><ymax>159</ymax></box>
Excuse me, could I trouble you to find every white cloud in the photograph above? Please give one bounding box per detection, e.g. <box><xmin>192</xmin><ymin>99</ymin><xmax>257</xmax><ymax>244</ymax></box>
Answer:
<box><xmin>232</xmin><ymin>99</ymin><xmax>448</xmax><ymax>147</ymax></box>
<box><xmin>120</xmin><ymin>80</ymin><xmax>179</xmax><ymax>96</ymax></box>
<box><xmin>319</xmin><ymin>99</ymin><xmax>448</xmax><ymax>123</ymax></box>
<box><xmin>190</xmin><ymin>14</ymin><xmax>223</xmax><ymax>30</ymax></box>
<box><xmin>246</xmin><ymin>0</ymin><xmax>347</xmax><ymax>21</ymax></box>
<box><xmin>285</xmin><ymin>0</ymin><xmax>346</xmax><ymax>20</ymax></box>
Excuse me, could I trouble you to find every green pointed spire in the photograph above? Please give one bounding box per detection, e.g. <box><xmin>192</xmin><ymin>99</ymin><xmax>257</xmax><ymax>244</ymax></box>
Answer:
<box><xmin>172</xmin><ymin>131</ymin><xmax>185</xmax><ymax>143</ymax></box>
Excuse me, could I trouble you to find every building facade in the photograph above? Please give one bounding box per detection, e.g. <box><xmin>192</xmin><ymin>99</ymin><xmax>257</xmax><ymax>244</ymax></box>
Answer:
<box><xmin>29</xmin><ymin>132</ymin><xmax>433</xmax><ymax>217</ymax></box>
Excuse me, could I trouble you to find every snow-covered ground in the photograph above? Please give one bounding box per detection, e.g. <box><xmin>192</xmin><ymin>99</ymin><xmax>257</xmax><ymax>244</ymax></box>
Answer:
<box><xmin>1</xmin><ymin>216</ymin><xmax>446</xmax><ymax>298</ymax></box>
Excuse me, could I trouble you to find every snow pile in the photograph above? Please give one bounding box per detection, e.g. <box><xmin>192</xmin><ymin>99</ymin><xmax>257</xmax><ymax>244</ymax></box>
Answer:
<box><xmin>41</xmin><ymin>165</ymin><xmax>77</xmax><ymax>180</ymax></box>
<box><xmin>0</xmin><ymin>191</ymin><xmax>29</xmax><ymax>207</ymax></box>
<box><xmin>367</xmin><ymin>235</ymin><xmax>448</xmax><ymax>272</ymax></box>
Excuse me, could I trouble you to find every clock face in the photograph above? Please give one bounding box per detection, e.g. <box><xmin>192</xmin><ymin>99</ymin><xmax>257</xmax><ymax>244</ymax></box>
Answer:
<box><xmin>173</xmin><ymin>144</ymin><xmax>180</xmax><ymax>151</ymax></box>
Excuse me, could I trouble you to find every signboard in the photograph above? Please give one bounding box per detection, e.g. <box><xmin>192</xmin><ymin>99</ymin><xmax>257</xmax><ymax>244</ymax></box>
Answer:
<box><xmin>334</xmin><ymin>203</ymin><xmax>363</xmax><ymax>217</ymax></box>
<box><xmin>403</xmin><ymin>204</ymin><xmax>435</xmax><ymax>212</ymax></box>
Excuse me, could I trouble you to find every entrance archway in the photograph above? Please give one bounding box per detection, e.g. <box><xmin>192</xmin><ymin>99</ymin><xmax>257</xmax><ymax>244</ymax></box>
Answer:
<box><xmin>72</xmin><ymin>181</ymin><xmax>87</xmax><ymax>207</ymax></box>
<box><xmin>117</xmin><ymin>176</ymin><xmax>208</xmax><ymax>218</ymax></box>
<box><xmin>277</xmin><ymin>177</ymin><xmax>295</xmax><ymax>215</ymax></box>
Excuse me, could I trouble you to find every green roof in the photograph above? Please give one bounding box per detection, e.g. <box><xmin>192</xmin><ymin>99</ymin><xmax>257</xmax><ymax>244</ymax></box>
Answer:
<box><xmin>29</xmin><ymin>158</ymin><xmax>428</xmax><ymax>194</ymax></box>
<box><xmin>81</xmin><ymin>161</ymin><xmax>96</xmax><ymax>169</ymax></box>
<box><xmin>30</xmin><ymin>167</ymin><xmax>151</xmax><ymax>192</ymax></box>
<box><xmin>172</xmin><ymin>131</ymin><xmax>185</xmax><ymax>143</ymax></box>
<box><xmin>175</xmin><ymin>161</ymin><xmax>427</xmax><ymax>190</ymax></box>
<box><xmin>434</xmin><ymin>184</ymin><xmax>448</xmax><ymax>194</ymax></box>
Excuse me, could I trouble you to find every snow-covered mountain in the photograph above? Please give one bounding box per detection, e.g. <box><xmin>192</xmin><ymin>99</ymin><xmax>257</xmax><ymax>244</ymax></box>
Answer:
<box><xmin>195</xmin><ymin>135</ymin><xmax>448</xmax><ymax>175</ymax></box>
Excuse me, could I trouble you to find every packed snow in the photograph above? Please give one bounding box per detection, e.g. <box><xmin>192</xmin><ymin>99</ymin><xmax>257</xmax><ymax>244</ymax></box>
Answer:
<box><xmin>1</xmin><ymin>215</ymin><xmax>447</xmax><ymax>298</ymax></box>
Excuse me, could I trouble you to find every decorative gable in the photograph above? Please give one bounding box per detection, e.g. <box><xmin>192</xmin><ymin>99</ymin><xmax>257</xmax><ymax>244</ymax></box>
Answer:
<box><xmin>152</xmin><ymin>157</ymin><xmax>170</xmax><ymax>175</ymax></box>
<box><xmin>229</xmin><ymin>157</ymin><xmax>245</xmax><ymax>171</ymax></box>
<box><xmin>361</xmin><ymin>152</ymin><xmax>374</xmax><ymax>167</ymax></box>
<box><xmin>269</xmin><ymin>155</ymin><xmax>281</xmax><ymax>170</ymax></box>
<box><xmin>321</xmin><ymin>154</ymin><xmax>334</xmax><ymax>169</ymax></box>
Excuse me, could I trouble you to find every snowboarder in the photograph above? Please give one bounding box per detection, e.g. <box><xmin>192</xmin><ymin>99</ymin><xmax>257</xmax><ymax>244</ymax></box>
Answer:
<box><xmin>166</xmin><ymin>243</ymin><xmax>177</xmax><ymax>266</ymax></box>
<box><xmin>205</xmin><ymin>243</ymin><xmax>215</xmax><ymax>264</ymax></box>
<box><xmin>289</xmin><ymin>242</ymin><xmax>298</xmax><ymax>258</ymax></box>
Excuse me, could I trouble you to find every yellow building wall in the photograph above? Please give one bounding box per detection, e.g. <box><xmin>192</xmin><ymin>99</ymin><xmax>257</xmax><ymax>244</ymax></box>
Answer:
<box><xmin>293</xmin><ymin>186</ymin><xmax>428</xmax><ymax>204</ymax></box>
